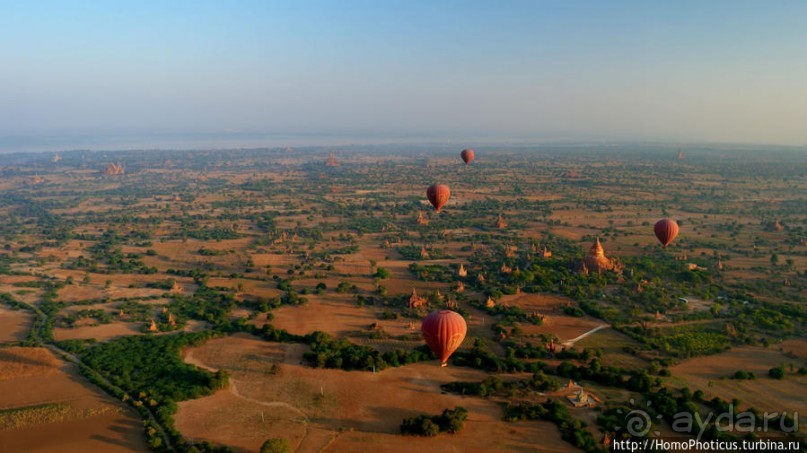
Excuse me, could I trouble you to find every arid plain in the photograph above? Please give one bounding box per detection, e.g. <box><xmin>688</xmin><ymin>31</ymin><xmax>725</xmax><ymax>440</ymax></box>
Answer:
<box><xmin>1</xmin><ymin>144</ymin><xmax>805</xmax><ymax>452</ymax></box>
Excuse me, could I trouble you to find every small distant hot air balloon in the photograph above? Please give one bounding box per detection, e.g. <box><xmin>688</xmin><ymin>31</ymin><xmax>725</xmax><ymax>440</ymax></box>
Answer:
<box><xmin>460</xmin><ymin>149</ymin><xmax>475</xmax><ymax>165</ymax></box>
<box><xmin>654</xmin><ymin>218</ymin><xmax>680</xmax><ymax>247</ymax></box>
<box><xmin>421</xmin><ymin>310</ymin><xmax>467</xmax><ymax>367</ymax></box>
<box><xmin>426</xmin><ymin>184</ymin><xmax>450</xmax><ymax>213</ymax></box>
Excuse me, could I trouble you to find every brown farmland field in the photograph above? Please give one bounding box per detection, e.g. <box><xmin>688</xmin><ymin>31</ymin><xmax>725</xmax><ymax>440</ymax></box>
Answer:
<box><xmin>177</xmin><ymin>334</ymin><xmax>572</xmax><ymax>452</ymax></box>
<box><xmin>2</xmin><ymin>145</ymin><xmax>805</xmax><ymax>452</ymax></box>
<box><xmin>668</xmin><ymin>346</ymin><xmax>807</xmax><ymax>430</ymax></box>
<box><xmin>0</xmin><ymin>347</ymin><xmax>148</xmax><ymax>452</ymax></box>
<box><xmin>0</xmin><ymin>307</ymin><xmax>32</xmax><ymax>343</ymax></box>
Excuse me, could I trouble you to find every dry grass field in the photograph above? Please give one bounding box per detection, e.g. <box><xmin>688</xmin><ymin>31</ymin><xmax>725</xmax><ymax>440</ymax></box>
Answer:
<box><xmin>667</xmin><ymin>346</ymin><xmax>807</xmax><ymax>431</ymax></box>
<box><xmin>0</xmin><ymin>347</ymin><xmax>148</xmax><ymax>452</ymax></box>
<box><xmin>500</xmin><ymin>293</ymin><xmax>605</xmax><ymax>343</ymax></box>
<box><xmin>177</xmin><ymin>334</ymin><xmax>571</xmax><ymax>452</ymax></box>
<box><xmin>1</xmin><ymin>145</ymin><xmax>805</xmax><ymax>452</ymax></box>
<box><xmin>574</xmin><ymin>328</ymin><xmax>647</xmax><ymax>370</ymax></box>
<box><xmin>269</xmin><ymin>297</ymin><xmax>414</xmax><ymax>339</ymax></box>
<box><xmin>0</xmin><ymin>307</ymin><xmax>32</xmax><ymax>343</ymax></box>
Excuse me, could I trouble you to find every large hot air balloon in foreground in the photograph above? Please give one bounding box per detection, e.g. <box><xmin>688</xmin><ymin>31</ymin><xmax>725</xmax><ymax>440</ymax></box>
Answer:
<box><xmin>422</xmin><ymin>310</ymin><xmax>467</xmax><ymax>366</ymax></box>
<box><xmin>460</xmin><ymin>149</ymin><xmax>475</xmax><ymax>165</ymax></box>
<box><xmin>426</xmin><ymin>184</ymin><xmax>450</xmax><ymax>212</ymax></box>
<box><xmin>654</xmin><ymin>218</ymin><xmax>680</xmax><ymax>247</ymax></box>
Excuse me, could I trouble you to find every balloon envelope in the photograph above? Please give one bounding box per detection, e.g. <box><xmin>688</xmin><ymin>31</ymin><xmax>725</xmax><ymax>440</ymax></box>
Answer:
<box><xmin>654</xmin><ymin>218</ymin><xmax>680</xmax><ymax>247</ymax></box>
<box><xmin>426</xmin><ymin>184</ymin><xmax>450</xmax><ymax>212</ymax></box>
<box><xmin>421</xmin><ymin>310</ymin><xmax>467</xmax><ymax>366</ymax></box>
<box><xmin>460</xmin><ymin>149</ymin><xmax>475</xmax><ymax>165</ymax></box>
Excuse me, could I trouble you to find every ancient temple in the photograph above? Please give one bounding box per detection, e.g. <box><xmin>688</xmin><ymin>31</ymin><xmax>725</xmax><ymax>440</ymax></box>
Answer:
<box><xmin>416</xmin><ymin>211</ymin><xmax>429</xmax><ymax>226</ymax></box>
<box><xmin>485</xmin><ymin>296</ymin><xmax>496</xmax><ymax>308</ymax></box>
<box><xmin>408</xmin><ymin>288</ymin><xmax>427</xmax><ymax>309</ymax></box>
<box><xmin>148</xmin><ymin>319</ymin><xmax>158</xmax><ymax>332</ymax></box>
<box><xmin>23</xmin><ymin>175</ymin><xmax>45</xmax><ymax>186</ymax></box>
<box><xmin>455</xmin><ymin>281</ymin><xmax>465</xmax><ymax>293</ymax></box>
<box><xmin>170</xmin><ymin>280</ymin><xmax>183</xmax><ymax>294</ymax></box>
<box><xmin>102</xmin><ymin>162</ymin><xmax>125</xmax><ymax>176</ymax></box>
<box><xmin>567</xmin><ymin>389</ymin><xmax>600</xmax><ymax>408</ymax></box>
<box><xmin>581</xmin><ymin>238</ymin><xmax>616</xmax><ymax>273</ymax></box>
<box><xmin>457</xmin><ymin>264</ymin><xmax>467</xmax><ymax>277</ymax></box>
<box><xmin>326</xmin><ymin>152</ymin><xmax>339</xmax><ymax>167</ymax></box>
<box><xmin>495</xmin><ymin>214</ymin><xmax>507</xmax><ymax>229</ymax></box>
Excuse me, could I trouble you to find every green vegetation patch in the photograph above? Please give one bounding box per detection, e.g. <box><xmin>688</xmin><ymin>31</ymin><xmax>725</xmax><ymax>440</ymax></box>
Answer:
<box><xmin>81</xmin><ymin>331</ymin><xmax>227</xmax><ymax>401</ymax></box>
<box><xmin>400</xmin><ymin>406</ymin><xmax>468</xmax><ymax>436</ymax></box>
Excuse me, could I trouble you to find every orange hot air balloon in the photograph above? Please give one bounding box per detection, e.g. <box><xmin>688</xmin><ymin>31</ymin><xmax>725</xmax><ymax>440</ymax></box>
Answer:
<box><xmin>460</xmin><ymin>149</ymin><xmax>475</xmax><ymax>165</ymax></box>
<box><xmin>654</xmin><ymin>218</ymin><xmax>680</xmax><ymax>247</ymax></box>
<box><xmin>421</xmin><ymin>310</ymin><xmax>467</xmax><ymax>366</ymax></box>
<box><xmin>426</xmin><ymin>184</ymin><xmax>450</xmax><ymax>212</ymax></box>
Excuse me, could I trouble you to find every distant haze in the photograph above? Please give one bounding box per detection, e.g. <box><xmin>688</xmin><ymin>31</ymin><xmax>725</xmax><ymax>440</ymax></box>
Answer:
<box><xmin>3</xmin><ymin>1</ymin><xmax>807</xmax><ymax>152</ymax></box>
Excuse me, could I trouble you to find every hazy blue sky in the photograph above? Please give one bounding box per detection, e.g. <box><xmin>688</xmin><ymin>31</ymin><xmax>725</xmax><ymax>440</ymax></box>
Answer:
<box><xmin>2</xmin><ymin>0</ymin><xmax>807</xmax><ymax>148</ymax></box>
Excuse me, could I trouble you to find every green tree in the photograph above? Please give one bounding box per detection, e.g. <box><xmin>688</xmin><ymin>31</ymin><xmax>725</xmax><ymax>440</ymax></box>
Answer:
<box><xmin>374</xmin><ymin>267</ymin><xmax>390</xmax><ymax>279</ymax></box>
<box><xmin>260</xmin><ymin>438</ymin><xmax>291</xmax><ymax>453</ymax></box>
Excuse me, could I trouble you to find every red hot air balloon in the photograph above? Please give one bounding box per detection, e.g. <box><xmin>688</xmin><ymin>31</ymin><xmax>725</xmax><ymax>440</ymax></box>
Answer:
<box><xmin>426</xmin><ymin>184</ymin><xmax>450</xmax><ymax>212</ymax></box>
<box><xmin>421</xmin><ymin>310</ymin><xmax>467</xmax><ymax>366</ymax></box>
<box><xmin>654</xmin><ymin>218</ymin><xmax>680</xmax><ymax>247</ymax></box>
<box><xmin>460</xmin><ymin>149</ymin><xmax>475</xmax><ymax>165</ymax></box>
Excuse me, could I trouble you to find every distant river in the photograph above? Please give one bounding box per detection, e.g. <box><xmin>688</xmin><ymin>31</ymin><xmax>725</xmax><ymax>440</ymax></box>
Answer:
<box><xmin>0</xmin><ymin>132</ymin><xmax>492</xmax><ymax>154</ymax></box>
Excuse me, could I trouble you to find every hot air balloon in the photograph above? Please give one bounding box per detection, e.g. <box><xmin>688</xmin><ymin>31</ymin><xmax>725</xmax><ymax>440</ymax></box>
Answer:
<box><xmin>421</xmin><ymin>310</ymin><xmax>467</xmax><ymax>366</ymax></box>
<box><xmin>460</xmin><ymin>149</ymin><xmax>475</xmax><ymax>165</ymax></box>
<box><xmin>654</xmin><ymin>218</ymin><xmax>679</xmax><ymax>247</ymax></box>
<box><xmin>426</xmin><ymin>184</ymin><xmax>450</xmax><ymax>212</ymax></box>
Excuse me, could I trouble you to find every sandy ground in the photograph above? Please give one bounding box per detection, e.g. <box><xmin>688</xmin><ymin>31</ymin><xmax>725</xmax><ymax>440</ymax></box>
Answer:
<box><xmin>268</xmin><ymin>297</ymin><xmax>415</xmax><ymax>339</ymax></box>
<box><xmin>0</xmin><ymin>307</ymin><xmax>33</xmax><ymax>342</ymax></box>
<box><xmin>53</xmin><ymin>323</ymin><xmax>144</xmax><ymax>342</ymax></box>
<box><xmin>668</xmin><ymin>345</ymin><xmax>807</xmax><ymax>431</ymax></box>
<box><xmin>176</xmin><ymin>334</ymin><xmax>575</xmax><ymax>452</ymax></box>
<box><xmin>574</xmin><ymin>328</ymin><xmax>647</xmax><ymax>370</ymax></box>
<box><xmin>779</xmin><ymin>339</ymin><xmax>807</xmax><ymax>360</ymax></box>
<box><xmin>498</xmin><ymin>293</ymin><xmax>604</xmax><ymax>343</ymax></box>
<box><xmin>0</xmin><ymin>347</ymin><xmax>148</xmax><ymax>453</ymax></box>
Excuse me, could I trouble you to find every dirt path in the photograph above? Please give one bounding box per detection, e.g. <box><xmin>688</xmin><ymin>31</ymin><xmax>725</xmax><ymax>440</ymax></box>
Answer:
<box><xmin>16</xmin><ymin>295</ymin><xmax>174</xmax><ymax>451</ymax></box>
<box><xmin>561</xmin><ymin>324</ymin><xmax>609</xmax><ymax>348</ymax></box>
<box><xmin>185</xmin><ymin>349</ymin><xmax>308</xmax><ymax>419</ymax></box>
<box><xmin>184</xmin><ymin>348</ymin><xmax>313</xmax><ymax>451</ymax></box>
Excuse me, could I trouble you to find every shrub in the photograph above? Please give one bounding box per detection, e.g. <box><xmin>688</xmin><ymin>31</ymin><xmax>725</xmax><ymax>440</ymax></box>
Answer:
<box><xmin>400</xmin><ymin>407</ymin><xmax>468</xmax><ymax>436</ymax></box>
<box><xmin>260</xmin><ymin>438</ymin><xmax>291</xmax><ymax>453</ymax></box>
<box><xmin>731</xmin><ymin>370</ymin><xmax>755</xmax><ymax>380</ymax></box>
